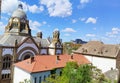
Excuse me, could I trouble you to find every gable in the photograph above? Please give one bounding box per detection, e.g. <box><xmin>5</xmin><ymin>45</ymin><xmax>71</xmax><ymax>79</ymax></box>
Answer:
<box><xmin>17</xmin><ymin>37</ymin><xmax>39</xmax><ymax>53</ymax></box>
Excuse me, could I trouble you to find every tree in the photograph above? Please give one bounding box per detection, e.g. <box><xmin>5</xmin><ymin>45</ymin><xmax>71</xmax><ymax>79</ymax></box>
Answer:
<box><xmin>44</xmin><ymin>62</ymin><xmax>112</xmax><ymax>83</ymax></box>
<box><xmin>44</xmin><ymin>62</ymin><xmax>92</xmax><ymax>83</ymax></box>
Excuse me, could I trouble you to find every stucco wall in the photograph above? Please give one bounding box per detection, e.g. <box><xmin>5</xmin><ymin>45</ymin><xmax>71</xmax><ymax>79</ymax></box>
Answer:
<box><xmin>85</xmin><ymin>55</ymin><xmax>116</xmax><ymax>72</ymax></box>
<box><xmin>13</xmin><ymin>67</ymin><xmax>30</xmax><ymax>83</ymax></box>
<box><xmin>49</xmin><ymin>48</ymin><xmax>55</xmax><ymax>55</ymax></box>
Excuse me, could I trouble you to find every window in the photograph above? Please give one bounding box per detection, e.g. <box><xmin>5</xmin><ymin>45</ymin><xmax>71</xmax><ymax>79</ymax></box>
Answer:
<box><xmin>34</xmin><ymin>77</ymin><xmax>37</xmax><ymax>83</ymax></box>
<box><xmin>1</xmin><ymin>74</ymin><xmax>10</xmax><ymax>79</ymax></box>
<box><xmin>2</xmin><ymin>56</ymin><xmax>11</xmax><ymax>69</ymax></box>
<box><xmin>60</xmin><ymin>71</ymin><xmax>62</xmax><ymax>76</ymax></box>
<box><xmin>39</xmin><ymin>76</ymin><xmax>41</xmax><ymax>83</ymax></box>
<box><xmin>23</xmin><ymin>54</ymin><xmax>31</xmax><ymax>60</ymax></box>
<box><xmin>44</xmin><ymin>76</ymin><xmax>46</xmax><ymax>81</ymax></box>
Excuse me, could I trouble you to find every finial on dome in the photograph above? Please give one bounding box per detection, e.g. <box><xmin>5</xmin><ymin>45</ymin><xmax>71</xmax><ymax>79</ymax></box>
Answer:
<box><xmin>18</xmin><ymin>3</ymin><xmax>23</xmax><ymax>9</ymax></box>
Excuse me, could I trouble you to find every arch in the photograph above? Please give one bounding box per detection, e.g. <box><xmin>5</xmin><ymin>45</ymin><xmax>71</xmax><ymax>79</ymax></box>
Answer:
<box><xmin>18</xmin><ymin>51</ymin><xmax>34</xmax><ymax>60</ymax></box>
<box><xmin>21</xmin><ymin>52</ymin><xmax>34</xmax><ymax>60</ymax></box>
<box><xmin>17</xmin><ymin>47</ymin><xmax>38</xmax><ymax>60</ymax></box>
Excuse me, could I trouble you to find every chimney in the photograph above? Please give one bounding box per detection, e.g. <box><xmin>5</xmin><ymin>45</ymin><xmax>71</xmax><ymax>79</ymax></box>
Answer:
<box><xmin>71</xmin><ymin>53</ymin><xmax>74</xmax><ymax>59</ymax></box>
<box><xmin>37</xmin><ymin>32</ymin><xmax>42</xmax><ymax>38</ymax></box>
<box><xmin>57</xmin><ymin>55</ymin><xmax>60</xmax><ymax>60</ymax></box>
<box><xmin>30</xmin><ymin>56</ymin><xmax>34</xmax><ymax>63</ymax></box>
<box><xmin>15</xmin><ymin>39</ymin><xmax>18</xmax><ymax>47</ymax></box>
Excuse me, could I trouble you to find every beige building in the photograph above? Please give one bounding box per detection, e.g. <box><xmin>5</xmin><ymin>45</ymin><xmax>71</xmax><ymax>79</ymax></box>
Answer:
<box><xmin>0</xmin><ymin>4</ymin><xmax>63</xmax><ymax>83</ymax></box>
<box><xmin>74</xmin><ymin>41</ymin><xmax>120</xmax><ymax>73</ymax></box>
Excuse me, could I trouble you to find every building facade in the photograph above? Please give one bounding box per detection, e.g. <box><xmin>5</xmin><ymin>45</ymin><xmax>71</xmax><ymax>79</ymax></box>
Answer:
<box><xmin>0</xmin><ymin>4</ymin><xmax>63</xmax><ymax>83</ymax></box>
<box><xmin>13</xmin><ymin>54</ymin><xmax>90</xmax><ymax>83</ymax></box>
<box><xmin>74</xmin><ymin>41</ymin><xmax>120</xmax><ymax>73</ymax></box>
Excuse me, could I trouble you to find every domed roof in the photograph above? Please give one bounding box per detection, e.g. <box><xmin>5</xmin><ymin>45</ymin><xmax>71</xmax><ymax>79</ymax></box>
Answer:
<box><xmin>11</xmin><ymin>4</ymin><xmax>27</xmax><ymax>19</ymax></box>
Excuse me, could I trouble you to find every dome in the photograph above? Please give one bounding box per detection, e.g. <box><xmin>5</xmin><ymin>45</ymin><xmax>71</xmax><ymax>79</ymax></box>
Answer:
<box><xmin>11</xmin><ymin>4</ymin><xmax>27</xmax><ymax>19</ymax></box>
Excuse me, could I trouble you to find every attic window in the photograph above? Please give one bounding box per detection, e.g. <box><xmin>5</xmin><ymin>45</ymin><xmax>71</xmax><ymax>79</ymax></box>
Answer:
<box><xmin>105</xmin><ymin>50</ymin><xmax>108</xmax><ymax>52</ymax></box>
<box><xmin>94</xmin><ymin>49</ymin><xmax>96</xmax><ymax>51</ymax></box>
<box><xmin>98</xmin><ymin>52</ymin><xmax>100</xmax><ymax>54</ymax></box>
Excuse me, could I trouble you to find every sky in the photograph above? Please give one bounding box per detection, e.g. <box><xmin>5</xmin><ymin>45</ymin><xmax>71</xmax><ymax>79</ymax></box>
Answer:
<box><xmin>0</xmin><ymin>0</ymin><xmax>120</xmax><ymax>44</ymax></box>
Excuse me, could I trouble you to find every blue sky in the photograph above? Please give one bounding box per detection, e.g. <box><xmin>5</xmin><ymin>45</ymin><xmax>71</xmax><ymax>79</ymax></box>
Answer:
<box><xmin>0</xmin><ymin>0</ymin><xmax>120</xmax><ymax>44</ymax></box>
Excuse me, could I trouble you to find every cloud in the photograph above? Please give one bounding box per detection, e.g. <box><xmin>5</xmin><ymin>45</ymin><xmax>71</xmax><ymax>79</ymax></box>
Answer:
<box><xmin>28</xmin><ymin>5</ymin><xmax>44</xmax><ymax>13</ymax></box>
<box><xmin>0</xmin><ymin>22</ymin><xmax>6</xmax><ymax>34</ymax></box>
<box><xmin>53</xmin><ymin>28</ymin><xmax>59</xmax><ymax>31</ymax></box>
<box><xmin>85</xmin><ymin>17</ymin><xmax>97</xmax><ymax>24</ymax></box>
<box><xmin>78</xmin><ymin>0</ymin><xmax>91</xmax><ymax>9</ymax></box>
<box><xmin>29</xmin><ymin>20</ymin><xmax>42</xmax><ymax>31</ymax></box>
<box><xmin>106</xmin><ymin>27</ymin><xmax>120</xmax><ymax>37</ymax></box>
<box><xmin>86</xmin><ymin>34</ymin><xmax>96</xmax><ymax>37</ymax></box>
<box><xmin>62</xmin><ymin>28</ymin><xmax>76</xmax><ymax>32</ymax></box>
<box><xmin>40</xmin><ymin>0</ymin><xmax>72</xmax><ymax>17</ymax></box>
<box><xmin>1</xmin><ymin>0</ymin><xmax>44</xmax><ymax>15</ymax></box>
<box><xmin>1</xmin><ymin>0</ymin><xmax>19</xmax><ymax>14</ymax></box>
<box><xmin>79</xmin><ymin>17</ymin><xmax>86</xmax><ymax>21</ymax></box>
<box><xmin>64</xmin><ymin>34</ymin><xmax>70</xmax><ymax>36</ymax></box>
<box><xmin>72</xmin><ymin>19</ymin><xmax>77</xmax><ymax>23</ymax></box>
<box><xmin>80</xmin><ymin>0</ymin><xmax>90</xmax><ymax>4</ymax></box>
<box><xmin>42</xmin><ymin>21</ymin><xmax>47</xmax><ymax>25</ymax></box>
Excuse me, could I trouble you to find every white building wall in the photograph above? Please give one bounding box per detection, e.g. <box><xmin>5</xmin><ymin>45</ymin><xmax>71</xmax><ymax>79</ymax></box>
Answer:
<box><xmin>2</xmin><ymin>48</ymin><xmax>13</xmax><ymax>56</ymax></box>
<box><xmin>85</xmin><ymin>55</ymin><xmax>116</xmax><ymax>72</ymax></box>
<box><xmin>13</xmin><ymin>67</ymin><xmax>31</xmax><ymax>83</ymax></box>
<box><xmin>49</xmin><ymin>49</ymin><xmax>55</xmax><ymax>55</ymax></box>
<box><xmin>17</xmin><ymin>43</ymin><xmax>38</xmax><ymax>53</ymax></box>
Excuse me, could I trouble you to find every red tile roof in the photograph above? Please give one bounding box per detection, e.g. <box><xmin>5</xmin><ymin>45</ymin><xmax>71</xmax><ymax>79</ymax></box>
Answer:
<box><xmin>14</xmin><ymin>54</ymin><xmax>90</xmax><ymax>73</ymax></box>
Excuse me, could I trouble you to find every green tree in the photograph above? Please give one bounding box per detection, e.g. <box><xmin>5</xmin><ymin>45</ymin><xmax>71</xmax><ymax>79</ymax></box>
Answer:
<box><xmin>45</xmin><ymin>62</ymin><xmax>92</xmax><ymax>83</ymax></box>
<box><xmin>44</xmin><ymin>62</ymin><xmax>113</xmax><ymax>83</ymax></box>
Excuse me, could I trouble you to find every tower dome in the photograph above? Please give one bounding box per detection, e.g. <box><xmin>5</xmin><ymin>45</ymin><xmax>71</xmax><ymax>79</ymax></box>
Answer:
<box><xmin>11</xmin><ymin>4</ymin><xmax>27</xmax><ymax>19</ymax></box>
<box><xmin>5</xmin><ymin>3</ymin><xmax>31</xmax><ymax>36</ymax></box>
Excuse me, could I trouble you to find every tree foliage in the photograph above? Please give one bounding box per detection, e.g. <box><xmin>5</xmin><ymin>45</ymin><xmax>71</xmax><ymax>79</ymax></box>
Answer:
<box><xmin>44</xmin><ymin>62</ymin><xmax>112</xmax><ymax>83</ymax></box>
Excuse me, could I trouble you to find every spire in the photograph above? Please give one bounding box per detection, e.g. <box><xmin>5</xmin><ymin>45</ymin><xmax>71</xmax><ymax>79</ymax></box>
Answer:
<box><xmin>18</xmin><ymin>3</ymin><xmax>23</xmax><ymax>9</ymax></box>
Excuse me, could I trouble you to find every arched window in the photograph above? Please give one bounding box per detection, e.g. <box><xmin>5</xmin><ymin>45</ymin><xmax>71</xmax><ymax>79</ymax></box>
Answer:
<box><xmin>23</xmin><ymin>54</ymin><xmax>31</xmax><ymax>60</ymax></box>
<box><xmin>21</xmin><ymin>52</ymin><xmax>34</xmax><ymax>60</ymax></box>
<box><xmin>2</xmin><ymin>56</ymin><xmax>11</xmax><ymax>69</ymax></box>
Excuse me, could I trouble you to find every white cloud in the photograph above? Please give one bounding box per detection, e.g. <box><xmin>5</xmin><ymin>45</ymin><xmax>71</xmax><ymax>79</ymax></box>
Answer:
<box><xmin>78</xmin><ymin>0</ymin><xmax>91</xmax><ymax>9</ymax></box>
<box><xmin>28</xmin><ymin>5</ymin><xmax>44</xmax><ymax>13</ymax></box>
<box><xmin>1</xmin><ymin>0</ymin><xmax>19</xmax><ymax>14</ymax></box>
<box><xmin>85</xmin><ymin>17</ymin><xmax>97</xmax><ymax>24</ymax></box>
<box><xmin>80</xmin><ymin>0</ymin><xmax>90</xmax><ymax>4</ymax></box>
<box><xmin>62</xmin><ymin>28</ymin><xmax>76</xmax><ymax>32</ymax></box>
<box><xmin>86</xmin><ymin>34</ymin><xmax>96</xmax><ymax>37</ymax></box>
<box><xmin>29</xmin><ymin>20</ymin><xmax>42</xmax><ymax>31</ymax></box>
<box><xmin>40</xmin><ymin>0</ymin><xmax>72</xmax><ymax>17</ymax></box>
<box><xmin>79</xmin><ymin>17</ymin><xmax>86</xmax><ymax>21</ymax></box>
<box><xmin>53</xmin><ymin>28</ymin><xmax>59</xmax><ymax>31</ymax></box>
<box><xmin>1</xmin><ymin>0</ymin><xmax>44</xmax><ymax>15</ymax></box>
<box><xmin>0</xmin><ymin>22</ymin><xmax>6</xmax><ymax>34</ymax></box>
<box><xmin>64</xmin><ymin>34</ymin><xmax>70</xmax><ymax>36</ymax></box>
<box><xmin>42</xmin><ymin>21</ymin><xmax>47</xmax><ymax>25</ymax></box>
<box><xmin>72</xmin><ymin>19</ymin><xmax>77</xmax><ymax>23</ymax></box>
<box><xmin>106</xmin><ymin>27</ymin><xmax>120</xmax><ymax>38</ymax></box>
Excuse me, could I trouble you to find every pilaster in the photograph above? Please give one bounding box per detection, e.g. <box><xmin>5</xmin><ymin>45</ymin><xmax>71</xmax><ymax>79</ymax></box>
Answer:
<box><xmin>0</xmin><ymin>47</ymin><xmax>3</xmax><ymax>82</ymax></box>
